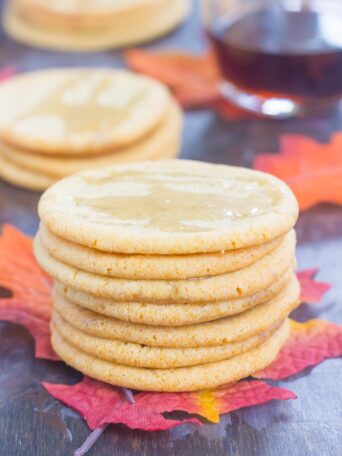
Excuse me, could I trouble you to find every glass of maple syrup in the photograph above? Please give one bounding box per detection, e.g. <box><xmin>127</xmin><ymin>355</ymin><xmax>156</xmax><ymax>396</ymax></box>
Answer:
<box><xmin>202</xmin><ymin>0</ymin><xmax>342</xmax><ymax>117</ymax></box>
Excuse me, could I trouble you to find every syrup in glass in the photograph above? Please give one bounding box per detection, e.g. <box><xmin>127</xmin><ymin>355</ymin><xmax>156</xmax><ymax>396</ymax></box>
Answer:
<box><xmin>209</xmin><ymin>8</ymin><xmax>342</xmax><ymax>101</ymax></box>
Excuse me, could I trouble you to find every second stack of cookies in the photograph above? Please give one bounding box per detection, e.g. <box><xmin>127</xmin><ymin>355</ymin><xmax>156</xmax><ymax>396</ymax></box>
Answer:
<box><xmin>34</xmin><ymin>160</ymin><xmax>300</xmax><ymax>392</ymax></box>
<box><xmin>5</xmin><ymin>0</ymin><xmax>190</xmax><ymax>52</ymax></box>
<box><xmin>0</xmin><ymin>68</ymin><xmax>181</xmax><ymax>191</ymax></box>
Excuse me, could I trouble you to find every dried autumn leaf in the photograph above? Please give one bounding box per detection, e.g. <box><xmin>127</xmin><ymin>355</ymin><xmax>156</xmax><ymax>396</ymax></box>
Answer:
<box><xmin>125</xmin><ymin>48</ymin><xmax>221</xmax><ymax>108</ymax></box>
<box><xmin>255</xmin><ymin>319</ymin><xmax>342</xmax><ymax>380</ymax></box>
<box><xmin>43</xmin><ymin>377</ymin><xmax>201</xmax><ymax>431</ymax></box>
<box><xmin>0</xmin><ymin>225</ymin><xmax>56</xmax><ymax>359</ymax></box>
<box><xmin>43</xmin><ymin>377</ymin><xmax>295</xmax><ymax>431</ymax></box>
<box><xmin>0</xmin><ymin>225</ymin><xmax>52</xmax><ymax>312</ymax></box>
<box><xmin>253</xmin><ymin>134</ymin><xmax>342</xmax><ymax>210</ymax></box>
<box><xmin>297</xmin><ymin>269</ymin><xmax>331</xmax><ymax>304</ymax></box>
<box><xmin>183</xmin><ymin>380</ymin><xmax>296</xmax><ymax>423</ymax></box>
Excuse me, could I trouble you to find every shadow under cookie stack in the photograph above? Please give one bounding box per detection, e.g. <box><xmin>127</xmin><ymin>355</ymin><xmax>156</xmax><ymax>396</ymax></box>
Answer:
<box><xmin>34</xmin><ymin>160</ymin><xmax>300</xmax><ymax>392</ymax></box>
<box><xmin>0</xmin><ymin>68</ymin><xmax>181</xmax><ymax>191</ymax></box>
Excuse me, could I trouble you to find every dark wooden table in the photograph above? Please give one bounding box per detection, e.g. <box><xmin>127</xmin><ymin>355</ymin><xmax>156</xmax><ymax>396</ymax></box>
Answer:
<box><xmin>1</xmin><ymin>2</ymin><xmax>342</xmax><ymax>455</ymax></box>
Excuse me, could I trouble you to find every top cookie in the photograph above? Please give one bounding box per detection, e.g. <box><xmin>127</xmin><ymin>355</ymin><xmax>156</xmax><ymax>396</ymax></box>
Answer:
<box><xmin>0</xmin><ymin>68</ymin><xmax>170</xmax><ymax>154</ymax></box>
<box><xmin>38</xmin><ymin>160</ymin><xmax>299</xmax><ymax>254</ymax></box>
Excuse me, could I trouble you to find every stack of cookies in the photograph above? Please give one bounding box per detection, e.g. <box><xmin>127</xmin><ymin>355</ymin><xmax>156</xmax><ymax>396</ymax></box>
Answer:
<box><xmin>34</xmin><ymin>160</ymin><xmax>300</xmax><ymax>392</ymax></box>
<box><xmin>4</xmin><ymin>0</ymin><xmax>190</xmax><ymax>52</ymax></box>
<box><xmin>0</xmin><ymin>68</ymin><xmax>181</xmax><ymax>191</ymax></box>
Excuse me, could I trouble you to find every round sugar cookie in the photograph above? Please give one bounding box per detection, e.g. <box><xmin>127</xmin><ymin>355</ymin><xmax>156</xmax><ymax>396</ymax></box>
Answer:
<box><xmin>14</xmin><ymin>0</ymin><xmax>190</xmax><ymax>29</ymax></box>
<box><xmin>38</xmin><ymin>160</ymin><xmax>299</xmax><ymax>255</ymax></box>
<box><xmin>0</xmin><ymin>153</ymin><xmax>55</xmax><ymax>191</ymax></box>
<box><xmin>0</xmin><ymin>100</ymin><xmax>181</xmax><ymax>179</ymax></box>
<box><xmin>55</xmin><ymin>267</ymin><xmax>294</xmax><ymax>326</ymax></box>
<box><xmin>51</xmin><ymin>319</ymin><xmax>290</xmax><ymax>392</ymax></box>
<box><xmin>39</xmin><ymin>224</ymin><xmax>284</xmax><ymax>280</ymax></box>
<box><xmin>0</xmin><ymin>138</ymin><xmax>179</xmax><ymax>191</ymax></box>
<box><xmin>52</xmin><ymin>277</ymin><xmax>300</xmax><ymax>348</ymax></box>
<box><xmin>0</xmin><ymin>142</ymin><xmax>178</xmax><ymax>191</ymax></box>
<box><xmin>52</xmin><ymin>311</ymin><xmax>280</xmax><ymax>368</ymax></box>
<box><xmin>34</xmin><ymin>230</ymin><xmax>295</xmax><ymax>303</ymax></box>
<box><xmin>5</xmin><ymin>0</ymin><xmax>190</xmax><ymax>52</ymax></box>
<box><xmin>0</xmin><ymin>68</ymin><xmax>171</xmax><ymax>154</ymax></box>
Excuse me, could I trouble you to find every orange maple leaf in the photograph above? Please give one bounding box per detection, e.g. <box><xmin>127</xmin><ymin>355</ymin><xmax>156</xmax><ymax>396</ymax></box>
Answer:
<box><xmin>125</xmin><ymin>48</ymin><xmax>221</xmax><ymax>108</ymax></box>
<box><xmin>125</xmin><ymin>48</ymin><xmax>253</xmax><ymax>119</ymax></box>
<box><xmin>0</xmin><ymin>225</ymin><xmax>52</xmax><ymax>316</ymax></box>
<box><xmin>254</xmin><ymin>134</ymin><xmax>342</xmax><ymax>210</ymax></box>
<box><xmin>0</xmin><ymin>225</ymin><xmax>56</xmax><ymax>359</ymax></box>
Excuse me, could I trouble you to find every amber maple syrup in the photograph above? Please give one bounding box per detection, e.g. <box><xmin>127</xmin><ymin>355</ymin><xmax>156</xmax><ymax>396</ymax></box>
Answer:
<box><xmin>209</xmin><ymin>7</ymin><xmax>342</xmax><ymax>101</ymax></box>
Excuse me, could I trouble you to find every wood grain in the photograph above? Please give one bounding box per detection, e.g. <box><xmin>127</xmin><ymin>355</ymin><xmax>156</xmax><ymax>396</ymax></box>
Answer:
<box><xmin>0</xmin><ymin>1</ymin><xmax>342</xmax><ymax>455</ymax></box>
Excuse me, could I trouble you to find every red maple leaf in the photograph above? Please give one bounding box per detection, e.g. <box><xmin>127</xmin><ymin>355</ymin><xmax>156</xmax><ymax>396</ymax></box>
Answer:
<box><xmin>253</xmin><ymin>134</ymin><xmax>342</xmax><ymax>210</ymax></box>
<box><xmin>297</xmin><ymin>269</ymin><xmax>331</xmax><ymax>304</ymax></box>
<box><xmin>43</xmin><ymin>377</ymin><xmax>295</xmax><ymax>431</ymax></box>
<box><xmin>255</xmin><ymin>319</ymin><xmax>342</xmax><ymax>380</ymax></box>
<box><xmin>43</xmin><ymin>377</ymin><xmax>201</xmax><ymax>431</ymax></box>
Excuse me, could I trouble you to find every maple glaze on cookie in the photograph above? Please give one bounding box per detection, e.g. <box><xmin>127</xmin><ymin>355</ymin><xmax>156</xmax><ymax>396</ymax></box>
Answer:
<box><xmin>76</xmin><ymin>171</ymin><xmax>283</xmax><ymax>233</ymax></box>
<box><xmin>38</xmin><ymin>160</ymin><xmax>299</xmax><ymax>254</ymax></box>
<box><xmin>0</xmin><ymin>69</ymin><xmax>170</xmax><ymax>153</ymax></box>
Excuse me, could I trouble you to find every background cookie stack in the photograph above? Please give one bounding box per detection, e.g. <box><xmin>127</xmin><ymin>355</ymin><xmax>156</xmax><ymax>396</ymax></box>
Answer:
<box><xmin>0</xmin><ymin>68</ymin><xmax>181</xmax><ymax>191</ymax></box>
<box><xmin>34</xmin><ymin>160</ymin><xmax>300</xmax><ymax>392</ymax></box>
<box><xmin>4</xmin><ymin>0</ymin><xmax>190</xmax><ymax>52</ymax></box>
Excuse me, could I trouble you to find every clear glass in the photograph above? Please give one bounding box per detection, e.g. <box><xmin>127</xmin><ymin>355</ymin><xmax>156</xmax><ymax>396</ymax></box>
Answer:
<box><xmin>201</xmin><ymin>0</ymin><xmax>342</xmax><ymax>118</ymax></box>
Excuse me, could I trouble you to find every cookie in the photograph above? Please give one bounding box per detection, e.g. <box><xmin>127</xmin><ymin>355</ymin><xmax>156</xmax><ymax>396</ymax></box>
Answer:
<box><xmin>55</xmin><ymin>266</ymin><xmax>294</xmax><ymax>326</ymax></box>
<box><xmin>34</xmin><ymin>230</ymin><xmax>295</xmax><ymax>303</ymax></box>
<box><xmin>0</xmin><ymin>141</ymin><xmax>179</xmax><ymax>191</ymax></box>
<box><xmin>39</xmin><ymin>223</ymin><xmax>284</xmax><ymax>280</ymax></box>
<box><xmin>52</xmin><ymin>310</ymin><xmax>280</xmax><ymax>368</ymax></box>
<box><xmin>38</xmin><ymin>160</ymin><xmax>299</xmax><ymax>255</ymax></box>
<box><xmin>0</xmin><ymin>100</ymin><xmax>181</xmax><ymax>179</ymax></box>
<box><xmin>5</xmin><ymin>0</ymin><xmax>190</xmax><ymax>52</ymax></box>
<box><xmin>0</xmin><ymin>68</ymin><xmax>171</xmax><ymax>154</ymax></box>
<box><xmin>51</xmin><ymin>319</ymin><xmax>290</xmax><ymax>392</ymax></box>
<box><xmin>0</xmin><ymin>153</ymin><xmax>55</xmax><ymax>191</ymax></box>
<box><xmin>52</xmin><ymin>277</ymin><xmax>300</xmax><ymax>348</ymax></box>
